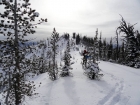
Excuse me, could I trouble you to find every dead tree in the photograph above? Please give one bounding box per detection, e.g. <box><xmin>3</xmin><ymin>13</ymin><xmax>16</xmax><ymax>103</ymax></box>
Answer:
<box><xmin>116</xmin><ymin>15</ymin><xmax>138</xmax><ymax>67</ymax></box>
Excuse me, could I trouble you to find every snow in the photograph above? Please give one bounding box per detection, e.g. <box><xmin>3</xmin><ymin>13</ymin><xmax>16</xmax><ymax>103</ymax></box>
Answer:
<box><xmin>23</xmin><ymin>45</ymin><xmax>140</xmax><ymax>105</ymax></box>
<box><xmin>0</xmin><ymin>39</ymin><xmax>140</xmax><ymax>105</ymax></box>
<box><xmin>99</xmin><ymin>61</ymin><xmax>140</xmax><ymax>105</ymax></box>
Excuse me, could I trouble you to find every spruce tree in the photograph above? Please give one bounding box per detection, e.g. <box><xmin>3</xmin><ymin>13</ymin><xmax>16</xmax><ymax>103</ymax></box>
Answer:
<box><xmin>136</xmin><ymin>31</ymin><xmax>140</xmax><ymax>48</ymax></box>
<box><xmin>49</xmin><ymin>28</ymin><xmax>59</xmax><ymax>80</ymax></box>
<box><xmin>88</xmin><ymin>29</ymin><xmax>99</xmax><ymax>62</ymax></box>
<box><xmin>0</xmin><ymin>0</ymin><xmax>47</xmax><ymax>104</ymax></box>
<box><xmin>76</xmin><ymin>34</ymin><xmax>80</xmax><ymax>45</ymax></box>
<box><xmin>64</xmin><ymin>40</ymin><xmax>71</xmax><ymax>67</ymax></box>
<box><xmin>135</xmin><ymin>30</ymin><xmax>140</xmax><ymax>68</ymax></box>
<box><xmin>107</xmin><ymin>38</ymin><xmax>113</xmax><ymax>60</ymax></box>
<box><xmin>99</xmin><ymin>32</ymin><xmax>103</xmax><ymax>60</ymax></box>
<box><xmin>60</xmin><ymin>40</ymin><xmax>72</xmax><ymax>76</ymax></box>
<box><xmin>93</xmin><ymin>29</ymin><xmax>99</xmax><ymax>61</ymax></box>
<box><xmin>73</xmin><ymin>32</ymin><xmax>76</xmax><ymax>39</ymax></box>
<box><xmin>102</xmin><ymin>39</ymin><xmax>107</xmax><ymax>60</ymax></box>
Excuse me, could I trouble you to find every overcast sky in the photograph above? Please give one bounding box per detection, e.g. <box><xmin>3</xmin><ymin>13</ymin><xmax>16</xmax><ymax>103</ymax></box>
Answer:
<box><xmin>1</xmin><ymin>0</ymin><xmax>140</xmax><ymax>40</ymax></box>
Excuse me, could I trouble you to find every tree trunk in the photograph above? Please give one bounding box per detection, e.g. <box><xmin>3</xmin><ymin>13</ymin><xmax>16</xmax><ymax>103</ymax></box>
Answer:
<box><xmin>53</xmin><ymin>42</ymin><xmax>56</xmax><ymax>80</ymax></box>
<box><xmin>5</xmin><ymin>69</ymin><xmax>11</xmax><ymax>105</ymax></box>
<box><xmin>14</xmin><ymin>0</ymin><xmax>21</xmax><ymax>104</ymax></box>
<box><xmin>116</xmin><ymin>33</ymin><xmax>119</xmax><ymax>61</ymax></box>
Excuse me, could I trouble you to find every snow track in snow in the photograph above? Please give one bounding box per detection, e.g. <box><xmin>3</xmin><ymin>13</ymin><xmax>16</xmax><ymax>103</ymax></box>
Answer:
<box><xmin>97</xmin><ymin>79</ymin><xmax>125</xmax><ymax>105</ymax></box>
<box><xmin>99</xmin><ymin>61</ymin><xmax>140</xmax><ymax>105</ymax></box>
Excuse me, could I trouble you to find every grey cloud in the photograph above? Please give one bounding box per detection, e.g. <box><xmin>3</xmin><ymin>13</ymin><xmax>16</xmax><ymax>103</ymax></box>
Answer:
<box><xmin>88</xmin><ymin>20</ymin><xmax>119</xmax><ymax>28</ymax></box>
<box><xmin>0</xmin><ymin>0</ymin><xmax>140</xmax><ymax>40</ymax></box>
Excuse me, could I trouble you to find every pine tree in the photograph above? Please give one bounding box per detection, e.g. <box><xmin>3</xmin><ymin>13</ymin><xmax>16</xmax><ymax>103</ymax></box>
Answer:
<box><xmin>135</xmin><ymin>30</ymin><xmax>140</xmax><ymax>68</ymax></box>
<box><xmin>93</xmin><ymin>29</ymin><xmax>99</xmax><ymax>61</ymax></box>
<box><xmin>64</xmin><ymin>33</ymin><xmax>69</xmax><ymax>40</ymax></box>
<box><xmin>136</xmin><ymin>31</ymin><xmax>140</xmax><ymax>48</ymax></box>
<box><xmin>89</xmin><ymin>29</ymin><xmax>99</xmax><ymax>62</ymax></box>
<box><xmin>107</xmin><ymin>38</ymin><xmax>113</xmax><ymax>60</ymax></box>
<box><xmin>0</xmin><ymin>0</ymin><xmax>47</xmax><ymax>104</ymax></box>
<box><xmin>73</xmin><ymin>32</ymin><xmax>76</xmax><ymax>39</ymax></box>
<box><xmin>99</xmin><ymin>32</ymin><xmax>103</xmax><ymax>60</ymax></box>
<box><xmin>49</xmin><ymin>28</ymin><xmax>59</xmax><ymax>80</ymax></box>
<box><xmin>61</xmin><ymin>40</ymin><xmax>72</xmax><ymax>76</ymax></box>
<box><xmin>76</xmin><ymin>34</ymin><xmax>80</xmax><ymax>45</ymax></box>
<box><xmin>82</xmin><ymin>36</ymin><xmax>87</xmax><ymax>45</ymax></box>
<box><xmin>116</xmin><ymin>16</ymin><xmax>139</xmax><ymax>67</ymax></box>
<box><xmin>32</xmin><ymin>40</ymin><xmax>48</xmax><ymax>74</ymax></box>
<box><xmin>102</xmin><ymin>39</ymin><xmax>107</xmax><ymax>60</ymax></box>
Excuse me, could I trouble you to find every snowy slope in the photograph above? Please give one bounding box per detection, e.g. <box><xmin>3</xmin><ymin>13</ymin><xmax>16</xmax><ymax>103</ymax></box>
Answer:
<box><xmin>23</xmin><ymin>45</ymin><xmax>140</xmax><ymax>105</ymax></box>
<box><xmin>0</xmin><ymin>41</ymin><xmax>140</xmax><ymax>105</ymax></box>
<box><xmin>99</xmin><ymin>61</ymin><xmax>140</xmax><ymax>105</ymax></box>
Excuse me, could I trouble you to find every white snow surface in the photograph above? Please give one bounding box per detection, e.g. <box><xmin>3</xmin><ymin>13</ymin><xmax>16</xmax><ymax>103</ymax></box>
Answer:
<box><xmin>24</xmin><ymin>46</ymin><xmax>140</xmax><ymax>105</ymax></box>
<box><xmin>0</xmin><ymin>41</ymin><xmax>140</xmax><ymax>105</ymax></box>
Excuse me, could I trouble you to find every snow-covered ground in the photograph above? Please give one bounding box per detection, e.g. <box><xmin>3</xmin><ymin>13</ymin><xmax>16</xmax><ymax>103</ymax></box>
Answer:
<box><xmin>0</xmin><ymin>40</ymin><xmax>140</xmax><ymax>105</ymax></box>
<box><xmin>23</xmin><ymin>47</ymin><xmax>140</xmax><ymax>105</ymax></box>
<box><xmin>98</xmin><ymin>61</ymin><xmax>140</xmax><ymax>105</ymax></box>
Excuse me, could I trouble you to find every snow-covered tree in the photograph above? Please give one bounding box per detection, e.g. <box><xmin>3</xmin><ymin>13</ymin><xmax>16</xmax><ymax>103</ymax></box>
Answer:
<box><xmin>91</xmin><ymin>29</ymin><xmax>99</xmax><ymax>62</ymax></box>
<box><xmin>102</xmin><ymin>38</ymin><xmax>107</xmax><ymax>60</ymax></box>
<box><xmin>49</xmin><ymin>28</ymin><xmax>59</xmax><ymax>80</ymax></box>
<box><xmin>64</xmin><ymin>40</ymin><xmax>71</xmax><ymax>66</ymax></box>
<box><xmin>31</xmin><ymin>40</ymin><xmax>48</xmax><ymax>74</ymax></box>
<box><xmin>98</xmin><ymin>32</ymin><xmax>103</xmax><ymax>60</ymax></box>
<box><xmin>116</xmin><ymin>16</ymin><xmax>139</xmax><ymax>67</ymax></box>
<box><xmin>64</xmin><ymin>33</ymin><xmax>69</xmax><ymax>40</ymax></box>
<box><xmin>135</xmin><ymin>30</ymin><xmax>140</xmax><ymax>68</ymax></box>
<box><xmin>0</xmin><ymin>0</ymin><xmax>47</xmax><ymax>104</ymax></box>
<box><xmin>60</xmin><ymin>40</ymin><xmax>72</xmax><ymax>76</ymax></box>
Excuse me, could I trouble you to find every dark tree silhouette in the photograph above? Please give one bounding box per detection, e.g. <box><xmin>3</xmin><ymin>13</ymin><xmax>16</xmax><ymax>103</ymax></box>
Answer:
<box><xmin>99</xmin><ymin>32</ymin><xmax>103</xmax><ymax>60</ymax></box>
<box><xmin>73</xmin><ymin>32</ymin><xmax>76</xmax><ymax>39</ymax></box>
<box><xmin>116</xmin><ymin>16</ymin><xmax>139</xmax><ymax>67</ymax></box>
<box><xmin>76</xmin><ymin>34</ymin><xmax>80</xmax><ymax>45</ymax></box>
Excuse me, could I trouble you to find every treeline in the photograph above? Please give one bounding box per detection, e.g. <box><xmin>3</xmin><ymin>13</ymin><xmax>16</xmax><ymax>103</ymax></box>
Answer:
<box><xmin>80</xmin><ymin>17</ymin><xmax>140</xmax><ymax>68</ymax></box>
<box><xmin>63</xmin><ymin>32</ymin><xmax>81</xmax><ymax>45</ymax></box>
